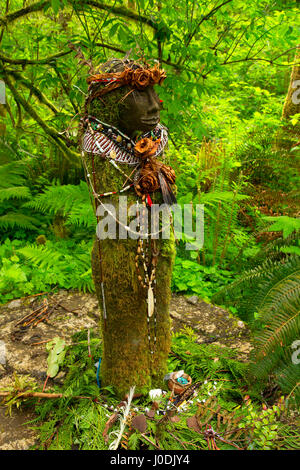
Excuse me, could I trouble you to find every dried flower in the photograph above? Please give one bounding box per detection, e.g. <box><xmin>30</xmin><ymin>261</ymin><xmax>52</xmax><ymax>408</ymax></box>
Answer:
<box><xmin>87</xmin><ymin>64</ymin><xmax>166</xmax><ymax>96</ymax></box>
<box><xmin>134</xmin><ymin>137</ymin><xmax>161</xmax><ymax>160</ymax></box>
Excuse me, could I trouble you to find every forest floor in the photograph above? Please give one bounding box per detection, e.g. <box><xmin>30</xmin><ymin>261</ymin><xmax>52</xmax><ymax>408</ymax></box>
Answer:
<box><xmin>0</xmin><ymin>290</ymin><xmax>252</xmax><ymax>450</ymax></box>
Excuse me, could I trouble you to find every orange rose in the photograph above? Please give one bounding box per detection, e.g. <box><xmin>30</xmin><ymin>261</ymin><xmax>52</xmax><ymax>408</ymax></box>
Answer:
<box><xmin>120</xmin><ymin>67</ymin><xmax>135</xmax><ymax>85</ymax></box>
<box><xmin>133</xmin><ymin>68</ymin><xmax>152</xmax><ymax>89</ymax></box>
<box><xmin>149</xmin><ymin>65</ymin><xmax>165</xmax><ymax>86</ymax></box>
<box><xmin>134</xmin><ymin>137</ymin><xmax>161</xmax><ymax>160</ymax></box>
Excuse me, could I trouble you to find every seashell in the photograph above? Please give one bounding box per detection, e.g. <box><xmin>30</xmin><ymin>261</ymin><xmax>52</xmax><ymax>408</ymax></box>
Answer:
<box><xmin>147</xmin><ymin>286</ymin><xmax>154</xmax><ymax>317</ymax></box>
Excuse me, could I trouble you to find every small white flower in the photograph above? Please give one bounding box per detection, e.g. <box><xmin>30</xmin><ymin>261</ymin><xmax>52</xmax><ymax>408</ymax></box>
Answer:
<box><xmin>149</xmin><ymin>389</ymin><xmax>163</xmax><ymax>401</ymax></box>
<box><xmin>145</xmin><ymin>407</ymin><xmax>150</xmax><ymax>413</ymax></box>
<box><xmin>202</xmin><ymin>399</ymin><xmax>206</xmax><ymax>403</ymax></box>
<box><xmin>204</xmin><ymin>380</ymin><xmax>207</xmax><ymax>385</ymax></box>
<box><xmin>214</xmin><ymin>381</ymin><xmax>217</xmax><ymax>385</ymax></box>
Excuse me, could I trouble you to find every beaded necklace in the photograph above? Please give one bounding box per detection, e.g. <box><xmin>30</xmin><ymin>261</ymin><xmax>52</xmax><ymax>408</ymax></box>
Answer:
<box><xmin>81</xmin><ymin>115</ymin><xmax>168</xmax><ymax>166</ymax></box>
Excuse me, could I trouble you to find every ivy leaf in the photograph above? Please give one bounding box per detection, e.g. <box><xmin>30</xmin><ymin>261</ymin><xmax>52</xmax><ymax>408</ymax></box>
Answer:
<box><xmin>46</xmin><ymin>337</ymin><xmax>66</xmax><ymax>378</ymax></box>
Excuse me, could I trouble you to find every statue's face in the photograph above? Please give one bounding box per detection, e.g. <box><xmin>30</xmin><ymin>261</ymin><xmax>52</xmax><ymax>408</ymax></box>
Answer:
<box><xmin>118</xmin><ymin>86</ymin><xmax>161</xmax><ymax>138</ymax></box>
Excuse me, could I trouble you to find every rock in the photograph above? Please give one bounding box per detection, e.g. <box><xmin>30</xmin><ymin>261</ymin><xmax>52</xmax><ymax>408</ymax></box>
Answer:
<box><xmin>186</xmin><ymin>295</ymin><xmax>198</xmax><ymax>305</ymax></box>
<box><xmin>7</xmin><ymin>299</ymin><xmax>22</xmax><ymax>309</ymax></box>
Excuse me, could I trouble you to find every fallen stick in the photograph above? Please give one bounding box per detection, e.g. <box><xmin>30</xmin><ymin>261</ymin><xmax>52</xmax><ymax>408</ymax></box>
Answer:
<box><xmin>15</xmin><ymin>301</ymin><xmax>47</xmax><ymax>326</ymax></box>
<box><xmin>0</xmin><ymin>392</ymin><xmax>92</xmax><ymax>399</ymax></box>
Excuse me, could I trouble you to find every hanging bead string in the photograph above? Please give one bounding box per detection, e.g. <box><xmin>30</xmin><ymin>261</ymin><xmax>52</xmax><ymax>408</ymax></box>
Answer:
<box><xmin>97</xmin><ymin>183</ymin><xmax>134</xmax><ymax>198</ymax></box>
<box><xmin>135</xmin><ymin>198</ymin><xmax>158</xmax><ymax>363</ymax></box>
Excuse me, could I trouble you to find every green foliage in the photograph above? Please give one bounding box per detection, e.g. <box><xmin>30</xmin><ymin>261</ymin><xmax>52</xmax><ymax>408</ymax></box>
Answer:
<box><xmin>172</xmin><ymin>257</ymin><xmax>235</xmax><ymax>300</ymax></box>
<box><xmin>264</xmin><ymin>216</ymin><xmax>300</xmax><ymax>239</ymax></box>
<box><xmin>2</xmin><ymin>327</ymin><xmax>298</xmax><ymax>451</ymax></box>
<box><xmin>0</xmin><ymin>158</ymin><xmax>40</xmax><ymax>234</ymax></box>
<box><xmin>213</xmin><ymin>247</ymin><xmax>300</xmax><ymax>404</ymax></box>
<box><xmin>46</xmin><ymin>337</ymin><xmax>67</xmax><ymax>378</ymax></box>
<box><xmin>0</xmin><ymin>0</ymin><xmax>299</xmax><ymax>451</ymax></box>
<box><xmin>238</xmin><ymin>398</ymin><xmax>282</xmax><ymax>450</ymax></box>
<box><xmin>24</xmin><ymin>181</ymin><xmax>95</xmax><ymax>230</ymax></box>
<box><xmin>0</xmin><ymin>238</ymin><xmax>94</xmax><ymax>304</ymax></box>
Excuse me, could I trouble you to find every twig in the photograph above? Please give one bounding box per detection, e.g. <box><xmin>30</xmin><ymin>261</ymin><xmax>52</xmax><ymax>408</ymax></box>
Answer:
<box><xmin>0</xmin><ymin>391</ymin><xmax>93</xmax><ymax>399</ymax></box>
<box><xmin>168</xmin><ymin>432</ymin><xmax>187</xmax><ymax>449</ymax></box>
<box><xmin>140</xmin><ymin>433</ymin><xmax>161</xmax><ymax>450</ymax></box>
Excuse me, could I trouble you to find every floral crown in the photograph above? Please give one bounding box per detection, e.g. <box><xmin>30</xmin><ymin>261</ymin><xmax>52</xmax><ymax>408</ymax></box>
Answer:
<box><xmin>87</xmin><ymin>63</ymin><xmax>166</xmax><ymax>96</ymax></box>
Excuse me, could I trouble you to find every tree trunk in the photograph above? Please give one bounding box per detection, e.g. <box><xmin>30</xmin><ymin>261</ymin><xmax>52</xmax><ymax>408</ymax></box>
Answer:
<box><xmin>85</xmin><ymin>154</ymin><xmax>175</xmax><ymax>398</ymax></box>
<box><xmin>275</xmin><ymin>46</ymin><xmax>300</xmax><ymax>151</ymax></box>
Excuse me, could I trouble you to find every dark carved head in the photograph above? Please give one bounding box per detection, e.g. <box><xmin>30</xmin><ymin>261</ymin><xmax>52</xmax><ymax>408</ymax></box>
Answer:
<box><xmin>85</xmin><ymin>59</ymin><xmax>165</xmax><ymax>139</ymax></box>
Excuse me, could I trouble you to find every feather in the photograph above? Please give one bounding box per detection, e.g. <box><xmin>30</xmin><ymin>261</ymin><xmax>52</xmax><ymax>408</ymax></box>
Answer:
<box><xmin>158</xmin><ymin>171</ymin><xmax>177</xmax><ymax>205</ymax></box>
<box><xmin>108</xmin><ymin>386</ymin><xmax>136</xmax><ymax>450</ymax></box>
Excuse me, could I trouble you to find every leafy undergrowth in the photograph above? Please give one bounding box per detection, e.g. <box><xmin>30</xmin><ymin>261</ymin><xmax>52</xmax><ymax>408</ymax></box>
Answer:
<box><xmin>1</xmin><ymin>327</ymin><xmax>299</xmax><ymax>451</ymax></box>
<box><xmin>0</xmin><ymin>238</ymin><xmax>94</xmax><ymax>304</ymax></box>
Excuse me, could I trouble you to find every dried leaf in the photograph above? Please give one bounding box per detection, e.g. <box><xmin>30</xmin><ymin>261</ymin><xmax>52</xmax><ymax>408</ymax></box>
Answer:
<box><xmin>102</xmin><ymin>412</ymin><xmax>119</xmax><ymax>443</ymax></box>
<box><xmin>131</xmin><ymin>414</ymin><xmax>147</xmax><ymax>433</ymax></box>
<box><xmin>186</xmin><ymin>415</ymin><xmax>201</xmax><ymax>433</ymax></box>
<box><xmin>145</xmin><ymin>409</ymin><xmax>155</xmax><ymax>418</ymax></box>
<box><xmin>169</xmin><ymin>415</ymin><xmax>180</xmax><ymax>423</ymax></box>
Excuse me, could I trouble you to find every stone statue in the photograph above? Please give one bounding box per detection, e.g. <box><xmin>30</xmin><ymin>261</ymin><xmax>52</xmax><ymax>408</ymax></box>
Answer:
<box><xmin>80</xmin><ymin>58</ymin><xmax>176</xmax><ymax>398</ymax></box>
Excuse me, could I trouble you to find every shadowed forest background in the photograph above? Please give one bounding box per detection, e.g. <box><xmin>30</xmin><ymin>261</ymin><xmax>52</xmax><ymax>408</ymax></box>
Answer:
<box><xmin>0</xmin><ymin>0</ymin><xmax>299</xmax><ymax>451</ymax></box>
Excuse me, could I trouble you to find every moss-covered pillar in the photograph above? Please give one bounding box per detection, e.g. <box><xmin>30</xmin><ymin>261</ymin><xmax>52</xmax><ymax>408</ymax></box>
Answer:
<box><xmin>80</xmin><ymin>59</ymin><xmax>176</xmax><ymax>398</ymax></box>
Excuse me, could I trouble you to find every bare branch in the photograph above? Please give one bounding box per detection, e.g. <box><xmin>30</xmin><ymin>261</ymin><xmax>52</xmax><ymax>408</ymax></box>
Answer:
<box><xmin>1</xmin><ymin>68</ymin><xmax>80</xmax><ymax>164</ymax></box>
<box><xmin>5</xmin><ymin>69</ymin><xmax>61</xmax><ymax>115</ymax></box>
<box><xmin>0</xmin><ymin>50</ymin><xmax>73</xmax><ymax>66</ymax></box>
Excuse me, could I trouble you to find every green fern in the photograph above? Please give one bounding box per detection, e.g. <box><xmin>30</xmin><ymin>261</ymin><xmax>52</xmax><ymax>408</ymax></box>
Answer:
<box><xmin>213</xmin><ymin>254</ymin><xmax>300</xmax><ymax>404</ymax></box>
<box><xmin>24</xmin><ymin>181</ymin><xmax>95</xmax><ymax>229</ymax></box>
<box><xmin>0</xmin><ymin>212</ymin><xmax>40</xmax><ymax>230</ymax></box>
<box><xmin>24</xmin><ymin>181</ymin><xmax>91</xmax><ymax>215</ymax></box>
<box><xmin>213</xmin><ymin>255</ymin><xmax>300</xmax><ymax>322</ymax></box>
<box><xmin>0</xmin><ymin>161</ymin><xmax>28</xmax><ymax>189</ymax></box>
<box><xmin>0</xmin><ymin>158</ymin><xmax>39</xmax><ymax>233</ymax></box>
<box><xmin>16</xmin><ymin>240</ymin><xmax>94</xmax><ymax>293</ymax></box>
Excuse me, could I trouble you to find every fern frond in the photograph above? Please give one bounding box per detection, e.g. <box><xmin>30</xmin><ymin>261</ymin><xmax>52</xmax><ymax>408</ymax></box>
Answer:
<box><xmin>17</xmin><ymin>244</ymin><xmax>64</xmax><ymax>268</ymax></box>
<box><xmin>66</xmin><ymin>203</ymin><xmax>95</xmax><ymax>229</ymax></box>
<box><xmin>23</xmin><ymin>181</ymin><xmax>91</xmax><ymax>217</ymax></box>
<box><xmin>0</xmin><ymin>186</ymin><xmax>31</xmax><ymax>202</ymax></box>
<box><xmin>0</xmin><ymin>212</ymin><xmax>39</xmax><ymax>230</ymax></box>
<box><xmin>0</xmin><ymin>161</ymin><xmax>27</xmax><ymax>189</ymax></box>
<box><xmin>213</xmin><ymin>255</ymin><xmax>300</xmax><ymax>322</ymax></box>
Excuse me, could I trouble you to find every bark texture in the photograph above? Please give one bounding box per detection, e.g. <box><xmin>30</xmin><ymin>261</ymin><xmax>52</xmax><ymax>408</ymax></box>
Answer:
<box><xmin>275</xmin><ymin>47</ymin><xmax>300</xmax><ymax>151</ymax></box>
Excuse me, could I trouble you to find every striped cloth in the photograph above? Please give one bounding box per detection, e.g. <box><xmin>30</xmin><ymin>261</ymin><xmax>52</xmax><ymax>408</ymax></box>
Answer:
<box><xmin>82</xmin><ymin>124</ymin><xmax>168</xmax><ymax>165</ymax></box>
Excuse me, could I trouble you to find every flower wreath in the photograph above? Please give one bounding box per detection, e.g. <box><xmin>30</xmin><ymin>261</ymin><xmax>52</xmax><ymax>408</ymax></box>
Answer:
<box><xmin>87</xmin><ymin>64</ymin><xmax>166</xmax><ymax>96</ymax></box>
